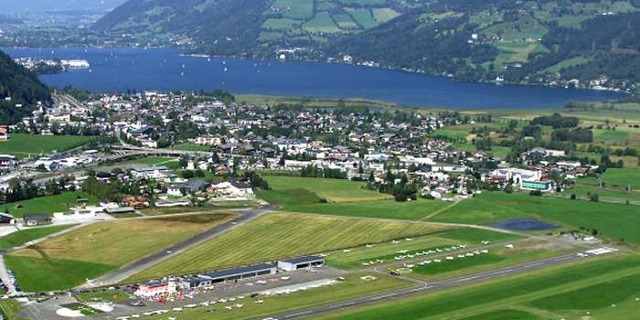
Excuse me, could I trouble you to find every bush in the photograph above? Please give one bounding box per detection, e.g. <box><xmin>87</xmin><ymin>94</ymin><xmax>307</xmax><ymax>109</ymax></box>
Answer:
<box><xmin>529</xmin><ymin>190</ymin><xmax>542</xmax><ymax>196</ymax></box>
<box><xmin>570</xmin><ymin>193</ymin><xmax>577</xmax><ymax>200</ymax></box>
<box><xmin>590</xmin><ymin>193</ymin><xmax>599</xmax><ymax>202</ymax></box>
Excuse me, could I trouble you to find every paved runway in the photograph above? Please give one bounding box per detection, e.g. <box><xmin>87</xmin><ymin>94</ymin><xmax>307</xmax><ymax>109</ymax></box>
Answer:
<box><xmin>267</xmin><ymin>253</ymin><xmax>583</xmax><ymax>319</ymax></box>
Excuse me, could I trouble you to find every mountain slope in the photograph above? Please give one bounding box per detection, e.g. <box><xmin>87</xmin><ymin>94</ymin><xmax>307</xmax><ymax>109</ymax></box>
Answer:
<box><xmin>0</xmin><ymin>50</ymin><xmax>51</xmax><ymax>125</ymax></box>
<box><xmin>94</xmin><ymin>0</ymin><xmax>423</xmax><ymax>55</ymax></box>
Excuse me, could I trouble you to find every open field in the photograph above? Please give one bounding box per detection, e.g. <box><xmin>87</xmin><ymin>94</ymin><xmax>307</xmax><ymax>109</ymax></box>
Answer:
<box><xmin>129</xmin><ymin>212</ymin><xmax>451</xmax><ymax>282</ymax></box>
<box><xmin>430</xmin><ymin>192</ymin><xmax>640</xmax><ymax>245</ymax></box>
<box><xmin>321</xmin><ymin>253</ymin><xmax>640</xmax><ymax>320</ymax></box>
<box><xmin>0</xmin><ymin>134</ymin><xmax>96</xmax><ymax>158</ymax></box>
<box><xmin>282</xmin><ymin>199</ymin><xmax>453</xmax><ymax>220</ymax></box>
<box><xmin>168</xmin><ymin>143</ymin><xmax>211</xmax><ymax>152</ymax></box>
<box><xmin>0</xmin><ymin>224</ymin><xmax>75</xmax><ymax>249</ymax></box>
<box><xmin>145</xmin><ymin>273</ymin><xmax>414</xmax><ymax>320</ymax></box>
<box><xmin>0</xmin><ymin>298</ymin><xmax>26</xmax><ymax>320</ymax></box>
<box><xmin>263</xmin><ymin>176</ymin><xmax>392</xmax><ymax>203</ymax></box>
<box><xmin>403</xmin><ymin>238</ymin><xmax>573</xmax><ymax>281</ymax></box>
<box><xmin>326</xmin><ymin>228</ymin><xmax>519</xmax><ymax>270</ymax></box>
<box><xmin>127</xmin><ymin>156</ymin><xmax>178</xmax><ymax>167</ymax></box>
<box><xmin>0</xmin><ymin>191</ymin><xmax>98</xmax><ymax>217</ymax></box>
<box><xmin>75</xmin><ymin>291</ymin><xmax>132</xmax><ymax>303</ymax></box>
<box><xmin>7</xmin><ymin>213</ymin><xmax>233</xmax><ymax>291</ymax></box>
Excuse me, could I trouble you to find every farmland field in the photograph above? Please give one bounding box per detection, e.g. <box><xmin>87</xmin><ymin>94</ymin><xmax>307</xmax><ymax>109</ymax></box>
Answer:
<box><xmin>303</xmin><ymin>12</ymin><xmax>342</xmax><ymax>33</ymax></box>
<box><xmin>130</xmin><ymin>212</ymin><xmax>451</xmax><ymax>281</ymax></box>
<box><xmin>321</xmin><ymin>254</ymin><xmax>640</xmax><ymax>320</ymax></box>
<box><xmin>263</xmin><ymin>176</ymin><xmax>392</xmax><ymax>203</ymax></box>
<box><xmin>430</xmin><ymin>192</ymin><xmax>640</xmax><ymax>245</ymax></box>
<box><xmin>0</xmin><ymin>224</ymin><xmax>75</xmax><ymax>249</ymax></box>
<box><xmin>0</xmin><ymin>191</ymin><xmax>98</xmax><ymax>217</ymax></box>
<box><xmin>346</xmin><ymin>8</ymin><xmax>376</xmax><ymax>28</ymax></box>
<box><xmin>0</xmin><ymin>134</ymin><xmax>96</xmax><ymax>158</ymax></box>
<box><xmin>145</xmin><ymin>273</ymin><xmax>413</xmax><ymax>320</ymax></box>
<box><xmin>6</xmin><ymin>213</ymin><xmax>233</xmax><ymax>291</ymax></box>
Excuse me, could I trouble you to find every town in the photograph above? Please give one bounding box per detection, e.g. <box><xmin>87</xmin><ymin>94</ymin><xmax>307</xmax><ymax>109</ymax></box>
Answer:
<box><xmin>0</xmin><ymin>89</ymin><xmax>638</xmax><ymax>320</ymax></box>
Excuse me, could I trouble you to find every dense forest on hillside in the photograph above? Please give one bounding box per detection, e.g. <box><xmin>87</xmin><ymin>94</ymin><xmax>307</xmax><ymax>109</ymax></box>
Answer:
<box><xmin>0</xmin><ymin>50</ymin><xmax>51</xmax><ymax>125</ymax></box>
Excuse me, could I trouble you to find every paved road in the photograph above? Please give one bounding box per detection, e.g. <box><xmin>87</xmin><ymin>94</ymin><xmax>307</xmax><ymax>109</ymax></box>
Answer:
<box><xmin>0</xmin><ymin>255</ymin><xmax>18</xmax><ymax>295</ymax></box>
<box><xmin>81</xmin><ymin>205</ymin><xmax>275</xmax><ymax>288</ymax></box>
<box><xmin>266</xmin><ymin>253</ymin><xmax>583</xmax><ymax>319</ymax></box>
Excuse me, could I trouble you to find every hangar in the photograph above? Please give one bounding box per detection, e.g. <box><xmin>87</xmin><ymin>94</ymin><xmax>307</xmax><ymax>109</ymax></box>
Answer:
<box><xmin>184</xmin><ymin>263</ymin><xmax>277</xmax><ymax>288</ymax></box>
<box><xmin>277</xmin><ymin>256</ymin><xmax>325</xmax><ymax>272</ymax></box>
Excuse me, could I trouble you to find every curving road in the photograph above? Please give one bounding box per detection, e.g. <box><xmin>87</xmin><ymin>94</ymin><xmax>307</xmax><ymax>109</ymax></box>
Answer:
<box><xmin>265</xmin><ymin>253</ymin><xmax>584</xmax><ymax>319</ymax></box>
<box><xmin>80</xmin><ymin>205</ymin><xmax>275</xmax><ymax>288</ymax></box>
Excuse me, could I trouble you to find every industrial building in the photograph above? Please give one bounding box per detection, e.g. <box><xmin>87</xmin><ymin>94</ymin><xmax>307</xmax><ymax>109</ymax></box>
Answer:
<box><xmin>277</xmin><ymin>256</ymin><xmax>325</xmax><ymax>272</ymax></box>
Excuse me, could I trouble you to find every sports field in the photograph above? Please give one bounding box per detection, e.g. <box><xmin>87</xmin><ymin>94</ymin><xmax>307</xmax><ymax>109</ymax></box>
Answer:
<box><xmin>6</xmin><ymin>213</ymin><xmax>233</xmax><ymax>291</ymax></box>
<box><xmin>0</xmin><ymin>191</ymin><xmax>98</xmax><ymax>217</ymax></box>
<box><xmin>129</xmin><ymin>212</ymin><xmax>450</xmax><ymax>282</ymax></box>
<box><xmin>0</xmin><ymin>134</ymin><xmax>95</xmax><ymax>158</ymax></box>
<box><xmin>321</xmin><ymin>254</ymin><xmax>640</xmax><ymax>320</ymax></box>
<box><xmin>263</xmin><ymin>176</ymin><xmax>392</xmax><ymax>203</ymax></box>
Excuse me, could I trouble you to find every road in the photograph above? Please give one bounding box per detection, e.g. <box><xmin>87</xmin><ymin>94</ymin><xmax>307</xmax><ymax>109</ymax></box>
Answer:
<box><xmin>0</xmin><ymin>255</ymin><xmax>18</xmax><ymax>295</ymax></box>
<box><xmin>80</xmin><ymin>205</ymin><xmax>275</xmax><ymax>288</ymax></box>
<box><xmin>266</xmin><ymin>253</ymin><xmax>583</xmax><ymax>320</ymax></box>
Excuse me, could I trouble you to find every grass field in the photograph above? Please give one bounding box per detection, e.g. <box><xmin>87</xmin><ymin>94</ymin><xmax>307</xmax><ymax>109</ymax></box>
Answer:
<box><xmin>430</xmin><ymin>192</ymin><xmax>640</xmax><ymax>245</ymax></box>
<box><xmin>326</xmin><ymin>228</ymin><xmax>519</xmax><ymax>270</ymax></box>
<box><xmin>168</xmin><ymin>143</ymin><xmax>211</xmax><ymax>152</ymax></box>
<box><xmin>303</xmin><ymin>12</ymin><xmax>342</xmax><ymax>33</ymax></box>
<box><xmin>0</xmin><ymin>191</ymin><xmax>98</xmax><ymax>217</ymax></box>
<box><xmin>0</xmin><ymin>299</ymin><xmax>24</xmax><ymax>320</ymax></box>
<box><xmin>0</xmin><ymin>134</ymin><xmax>96</xmax><ymax>158</ymax></box>
<box><xmin>76</xmin><ymin>291</ymin><xmax>132</xmax><ymax>303</ymax></box>
<box><xmin>145</xmin><ymin>273</ymin><xmax>413</xmax><ymax>320</ymax></box>
<box><xmin>0</xmin><ymin>224</ymin><xmax>75</xmax><ymax>249</ymax></box>
<box><xmin>321</xmin><ymin>253</ymin><xmax>640</xmax><ymax>320</ymax></box>
<box><xmin>262</xmin><ymin>176</ymin><xmax>392</xmax><ymax>203</ymax></box>
<box><xmin>282</xmin><ymin>199</ymin><xmax>454</xmax><ymax>220</ymax></box>
<box><xmin>7</xmin><ymin>213</ymin><xmax>233</xmax><ymax>291</ymax></box>
<box><xmin>130</xmin><ymin>212</ymin><xmax>450</xmax><ymax>282</ymax></box>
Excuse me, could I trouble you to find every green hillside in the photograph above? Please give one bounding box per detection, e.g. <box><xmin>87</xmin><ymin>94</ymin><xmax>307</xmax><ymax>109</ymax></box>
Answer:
<box><xmin>94</xmin><ymin>0</ymin><xmax>640</xmax><ymax>91</ymax></box>
<box><xmin>94</xmin><ymin>0</ymin><xmax>420</xmax><ymax>55</ymax></box>
<box><xmin>0</xmin><ymin>50</ymin><xmax>51</xmax><ymax>125</ymax></box>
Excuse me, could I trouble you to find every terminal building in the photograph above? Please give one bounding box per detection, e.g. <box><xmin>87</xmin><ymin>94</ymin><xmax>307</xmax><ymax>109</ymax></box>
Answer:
<box><xmin>277</xmin><ymin>255</ymin><xmax>325</xmax><ymax>272</ymax></box>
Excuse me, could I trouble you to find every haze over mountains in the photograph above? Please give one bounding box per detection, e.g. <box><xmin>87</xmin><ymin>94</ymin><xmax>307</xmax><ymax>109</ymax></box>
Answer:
<box><xmin>2</xmin><ymin>0</ymin><xmax>126</xmax><ymax>13</ymax></box>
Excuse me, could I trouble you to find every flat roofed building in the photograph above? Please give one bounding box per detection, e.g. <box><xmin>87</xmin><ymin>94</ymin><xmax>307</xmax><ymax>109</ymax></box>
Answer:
<box><xmin>196</xmin><ymin>263</ymin><xmax>276</xmax><ymax>285</ymax></box>
<box><xmin>277</xmin><ymin>255</ymin><xmax>325</xmax><ymax>272</ymax></box>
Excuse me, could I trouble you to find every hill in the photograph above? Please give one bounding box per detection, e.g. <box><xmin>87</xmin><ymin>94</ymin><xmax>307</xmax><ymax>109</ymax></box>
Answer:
<box><xmin>94</xmin><ymin>0</ymin><xmax>421</xmax><ymax>56</ymax></box>
<box><xmin>0</xmin><ymin>50</ymin><xmax>51</xmax><ymax>125</ymax></box>
<box><xmin>1</xmin><ymin>0</ymin><xmax>126</xmax><ymax>13</ymax></box>
<box><xmin>328</xmin><ymin>0</ymin><xmax>640</xmax><ymax>90</ymax></box>
<box><xmin>94</xmin><ymin>0</ymin><xmax>640</xmax><ymax>92</ymax></box>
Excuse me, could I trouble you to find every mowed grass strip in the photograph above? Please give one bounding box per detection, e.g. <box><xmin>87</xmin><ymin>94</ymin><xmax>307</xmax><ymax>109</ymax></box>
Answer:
<box><xmin>130</xmin><ymin>212</ymin><xmax>450</xmax><ymax>282</ymax></box>
<box><xmin>0</xmin><ymin>224</ymin><xmax>76</xmax><ymax>249</ymax></box>
<box><xmin>0</xmin><ymin>191</ymin><xmax>98</xmax><ymax>217</ymax></box>
<box><xmin>322</xmin><ymin>254</ymin><xmax>640</xmax><ymax>320</ymax></box>
<box><xmin>282</xmin><ymin>199</ymin><xmax>452</xmax><ymax>220</ymax></box>
<box><xmin>263</xmin><ymin>176</ymin><xmax>392</xmax><ymax>203</ymax></box>
<box><xmin>327</xmin><ymin>228</ymin><xmax>518</xmax><ymax>270</ymax></box>
<box><xmin>10</xmin><ymin>213</ymin><xmax>233</xmax><ymax>266</ymax></box>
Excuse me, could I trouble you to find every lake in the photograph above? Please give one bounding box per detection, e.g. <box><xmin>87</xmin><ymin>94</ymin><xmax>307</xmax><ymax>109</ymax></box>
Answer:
<box><xmin>4</xmin><ymin>47</ymin><xmax>622</xmax><ymax>109</ymax></box>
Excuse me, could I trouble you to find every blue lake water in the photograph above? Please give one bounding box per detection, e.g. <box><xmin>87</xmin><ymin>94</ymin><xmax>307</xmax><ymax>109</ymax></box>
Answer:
<box><xmin>4</xmin><ymin>47</ymin><xmax>623</xmax><ymax>109</ymax></box>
